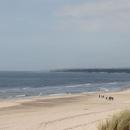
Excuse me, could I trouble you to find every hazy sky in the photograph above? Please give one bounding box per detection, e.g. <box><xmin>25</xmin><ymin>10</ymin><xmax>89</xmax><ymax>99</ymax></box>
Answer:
<box><xmin>0</xmin><ymin>0</ymin><xmax>130</xmax><ymax>70</ymax></box>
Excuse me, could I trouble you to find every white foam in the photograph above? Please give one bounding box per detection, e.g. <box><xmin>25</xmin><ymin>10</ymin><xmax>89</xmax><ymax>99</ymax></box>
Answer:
<box><xmin>49</xmin><ymin>93</ymin><xmax>67</xmax><ymax>96</ymax></box>
<box><xmin>99</xmin><ymin>87</ymin><xmax>109</xmax><ymax>92</ymax></box>
<box><xmin>65</xmin><ymin>83</ymin><xmax>92</xmax><ymax>88</ymax></box>
<box><xmin>107</xmin><ymin>82</ymin><xmax>118</xmax><ymax>85</ymax></box>
<box><xmin>39</xmin><ymin>92</ymin><xmax>42</xmax><ymax>96</ymax></box>
<box><xmin>15</xmin><ymin>94</ymin><xmax>26</xmax><ymax>98</ymax></box>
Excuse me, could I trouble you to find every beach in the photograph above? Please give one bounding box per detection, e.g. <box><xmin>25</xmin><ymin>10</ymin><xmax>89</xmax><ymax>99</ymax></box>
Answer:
<box><xmin>0</xmin><ymin>90</ymin><xmax>130</xmax><ymax>130</ymax></box>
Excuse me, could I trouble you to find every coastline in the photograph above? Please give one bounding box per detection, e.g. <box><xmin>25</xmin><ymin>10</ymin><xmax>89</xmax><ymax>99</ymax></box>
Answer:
<box><xmin>0</xmin><ymin>89</ymin><xmax>120</xmax><ymax>109</ymax></box>
<box><xmin>0</xmin><ymin>89</ymin><xmax>130</xmax><ymax>130</ymax></box>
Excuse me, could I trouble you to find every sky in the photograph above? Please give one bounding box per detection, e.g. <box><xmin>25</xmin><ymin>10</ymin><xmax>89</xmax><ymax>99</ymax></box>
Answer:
<box><xmin>0</xmin><ymin>0</ymin><xmax>130</xmax><ymax>70</ymax></box>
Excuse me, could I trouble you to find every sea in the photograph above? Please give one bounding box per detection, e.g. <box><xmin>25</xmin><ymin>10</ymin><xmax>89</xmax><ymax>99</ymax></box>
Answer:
<box><xmin>0</xmin><ymin>71</ymin><xmax>130</xmax><ymax>99</ymax></box>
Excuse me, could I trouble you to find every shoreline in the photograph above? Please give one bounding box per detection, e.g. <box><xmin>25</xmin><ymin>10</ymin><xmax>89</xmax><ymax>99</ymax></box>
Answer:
<box><xmin>0</xmin><ymin>80</ymin><xmax>130</xmax><ymax>101</ymax></box>
<box><xmin>0</xmin><ymin>87</ymin><xmax>129</xmax><ymax>109</ymax></box>
<box><xmin>0</xmin><ymin>90</ymin><xmax>116</xmax><ymax>108</ymax></box>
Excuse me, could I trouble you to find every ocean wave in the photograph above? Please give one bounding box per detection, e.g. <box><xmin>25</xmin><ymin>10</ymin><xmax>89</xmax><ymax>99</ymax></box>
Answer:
<box><xmin>99</xmin><ymin>87</ymin><xmax>109</xmax><ymax>92</ymax></box>
<box><xmin>81</xmin><ymin>91</ymin><xmax>97</xmax><ymax>94</ymax></box>
<box><xmin>107</xmin><ymin>82</ymin><xmax>118</xmax><ymax>85</ymax></box>
<box><xmin>15</xmin><ymin>94</ymin><xmax>27</xmax><ymax>98</ymax></box>
<box><xmin>48</xmin><ymin>93</ymin><xmax>67</xmax><ymax>96</ymax></box>
<box><xmin>65</xmin><ymin>83</ymin><xmax>92</xmax><ymax>88</ymax></box>
<box><xmin>38</xmin><ymin>92</ymin><xmax>43</xmax><ymax>96</ymax></box>
<box><xmin>22</xmin><ymin>87</ymin><xmax>31</xmax><ymax>90</ymax></box>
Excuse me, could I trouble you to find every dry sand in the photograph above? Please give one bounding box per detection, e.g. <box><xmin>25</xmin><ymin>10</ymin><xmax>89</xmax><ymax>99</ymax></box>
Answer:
<box><xmin>0</xmin><ymin>90</ymin><xmax>130</xmax><ymax>130</ymax></box>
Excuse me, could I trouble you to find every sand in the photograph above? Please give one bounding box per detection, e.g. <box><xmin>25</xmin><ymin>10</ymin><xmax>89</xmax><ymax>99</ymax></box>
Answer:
<box><xmin>0</xmin><ymin>90</ymin><xmax>130</xmax><ymax>130</ymax></box>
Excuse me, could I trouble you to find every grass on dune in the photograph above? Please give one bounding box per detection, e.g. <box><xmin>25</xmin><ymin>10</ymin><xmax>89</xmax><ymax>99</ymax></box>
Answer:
<box><xmin>97</xmin><ymin>110</ymin><xmax>130</xmax><ymax>130</ymax></box>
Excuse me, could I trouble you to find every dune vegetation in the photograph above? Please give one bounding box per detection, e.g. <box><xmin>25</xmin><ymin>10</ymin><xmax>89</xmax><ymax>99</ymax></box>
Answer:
<box><xmin>98</xmin><ymin>110</ymin><xmax>130</xmax><ymax>130</ymax></box>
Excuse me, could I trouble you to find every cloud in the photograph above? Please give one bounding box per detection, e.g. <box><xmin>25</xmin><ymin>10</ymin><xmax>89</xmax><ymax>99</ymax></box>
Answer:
<box><xmin>55</xmin><ymin>0</ymin><xmax>130</xmax><ymax>32</ymax></box>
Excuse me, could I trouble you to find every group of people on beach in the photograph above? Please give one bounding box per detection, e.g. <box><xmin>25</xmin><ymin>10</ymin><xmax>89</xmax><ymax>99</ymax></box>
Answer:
<box><xmin>99</xmin><ymin>94</ymin><xmax>114</xmax><ymax>101</ymax></box>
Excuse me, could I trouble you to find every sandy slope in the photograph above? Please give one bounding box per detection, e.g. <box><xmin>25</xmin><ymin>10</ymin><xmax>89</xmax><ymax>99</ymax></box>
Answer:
<box><xmin>0</xmin><ymin>90</ymin><xmax>130</xmax><ymax>130</ymax></box>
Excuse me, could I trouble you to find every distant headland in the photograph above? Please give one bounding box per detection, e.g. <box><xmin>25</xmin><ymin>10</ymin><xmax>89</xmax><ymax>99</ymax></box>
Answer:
<box><xmin>52</xmin><ymin>68</ymin><xmax>130</xmax><ymax>73</ymax></box>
